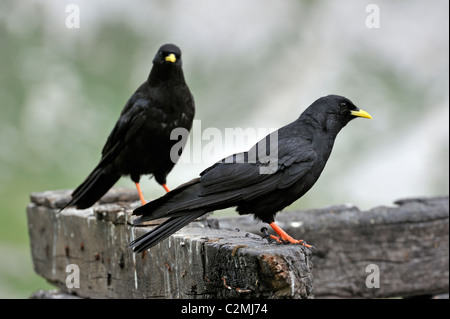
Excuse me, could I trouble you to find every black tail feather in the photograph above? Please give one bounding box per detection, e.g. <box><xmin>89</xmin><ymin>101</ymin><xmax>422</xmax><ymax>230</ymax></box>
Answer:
<box><xmin>61</xmin><ymin>168</ymin><xmax>121</xmax><ymax>210</ymax></box>
<box><xmin>129</xmin><ymin>210</ymin><xmax>206</xmax><ymax>253</ymax></box>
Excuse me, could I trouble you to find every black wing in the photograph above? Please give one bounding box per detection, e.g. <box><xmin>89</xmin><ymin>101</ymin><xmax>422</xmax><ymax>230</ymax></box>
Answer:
<box><xmin>98</xmin><ymin>94</ymin><xmax>149</xmax><ymax>168</ymax></box>
<box><xmin>199</xmin><ymin>135</ymin><xmax>317</xmax><ymax>199</ymax></box>
<box><xmin>133</xmin><ymin>135</ymin><xmax>317</xmax><ymax>220</ymax></box>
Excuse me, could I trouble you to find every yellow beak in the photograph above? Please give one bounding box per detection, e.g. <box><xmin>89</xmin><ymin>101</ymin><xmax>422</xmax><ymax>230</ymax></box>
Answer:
<box><xmin>351</xmin><ymin>108</ymin><xmax>372</xmax><ymax>119</ymax></box>
<box><xmin>165</xmin><ymin>53</ymin><xmax>177</xmax><ymax>63</ymax></box>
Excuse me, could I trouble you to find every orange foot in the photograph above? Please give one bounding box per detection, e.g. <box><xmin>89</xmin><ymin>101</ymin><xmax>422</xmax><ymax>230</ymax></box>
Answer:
<box><xmin>134</xmin><ymin>182</ymin><xmax>147</xmax><ymax>205</ymax></box>
<box><xmin>261</xmin><ymin>222</ymin><xmax>316</xmax><ymax>252</ymax></box>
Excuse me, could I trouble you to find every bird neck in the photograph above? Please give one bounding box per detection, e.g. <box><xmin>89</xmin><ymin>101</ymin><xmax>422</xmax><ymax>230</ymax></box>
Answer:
<box><xmin>300</xmin><ymin>112</ymin><xmax>344</xmax><ymax>138</ymax></box>
<box><xmin>148</xmin><ymin>64</ymin><xmax>186</xmax><ymax>87</ymax></box>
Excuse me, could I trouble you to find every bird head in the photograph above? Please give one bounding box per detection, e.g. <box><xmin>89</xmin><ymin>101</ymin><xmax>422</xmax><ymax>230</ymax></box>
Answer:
<box><xmin>153</xmin><ymin>43</ymin><xmax>182</xmax><ymax>67</ymax></box>
<box><xmin>303</xmin><ymin>95</ymin><xmax>372</xmax><ymax>135</ymax></box>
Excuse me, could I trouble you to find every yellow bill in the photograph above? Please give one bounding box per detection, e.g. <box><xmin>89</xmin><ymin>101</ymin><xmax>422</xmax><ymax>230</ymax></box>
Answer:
<box><xmin>165</xmin><ymin>53</ymin><xmax>177</xmax><ymax>63</ymax></box>
<box><xmin>351</xmin><ymin>108</ymin><xmax>372</xmax><ymax>119</ymax></box>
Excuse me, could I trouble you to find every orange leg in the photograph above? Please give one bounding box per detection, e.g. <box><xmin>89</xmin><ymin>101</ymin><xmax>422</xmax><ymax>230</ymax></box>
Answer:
<box><xmin>269</xmin><ymin>222</ymin><xmax>315</xmax><ymax>250</ymax></box>
<box><xmin>135</xmin><ymin>182</ymin><xmax>146</xmax><ymax>205</ymax></box>
<box><xmin>162</xmin><ymin>183</ymin><xmax>170</xmax><ymax>193</ymax></box>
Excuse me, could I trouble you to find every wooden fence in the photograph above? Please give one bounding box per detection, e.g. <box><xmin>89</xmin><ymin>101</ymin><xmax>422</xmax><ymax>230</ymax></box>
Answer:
<box><xmin>27</xmin><ymin>188</ymin><xmax>448</xmax><ymax>299</ymax></box>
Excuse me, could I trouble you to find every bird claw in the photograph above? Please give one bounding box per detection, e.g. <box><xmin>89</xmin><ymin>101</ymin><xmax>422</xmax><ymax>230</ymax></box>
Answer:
<box><xmin>260</xmin><ymin>227</ymin><xmax>317</xmax><ymax>253</ymax></box>
<box><xmin>310</xmin><ymin>246</ymin><xmax>317</xmax><ymax>253</ymax></box>
<box><xmin>261</xmin><ymin>227</ymin><xmax>283</xmax><ymax>244</ymax></box>
<box><xmin>261</xmin><ymin>227</ymin><xmax>288</xmax><ymax>244</ymax></box>
<box><xmin>260</xmin><ymin>227</ymin><xmax>277</xmax><ymax>244</ymax></box>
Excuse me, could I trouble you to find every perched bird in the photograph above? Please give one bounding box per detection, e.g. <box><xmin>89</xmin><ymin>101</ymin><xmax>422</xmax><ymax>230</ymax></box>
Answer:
<box><xmin>63</xmin><ymin>44</ymin><xmax>195</xmax><ymax>210</ymax></box>
<box><xmin>129</xmin><ymin>95</ymin><xmax>371</xmax><ymax>253</ymax></box>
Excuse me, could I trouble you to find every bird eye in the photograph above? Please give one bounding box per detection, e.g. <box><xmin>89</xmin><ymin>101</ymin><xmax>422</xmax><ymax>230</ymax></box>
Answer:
<box><xmin>340</xmin><ymin>102</ymin><xmax>347</xmax><ymax>107</ymax></box>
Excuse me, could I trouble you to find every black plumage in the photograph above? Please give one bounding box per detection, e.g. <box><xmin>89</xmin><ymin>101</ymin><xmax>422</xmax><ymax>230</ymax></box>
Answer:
<box><xmin>64</xmin><ymin>44</ymin><xmax>195</xmax><ymax>209</ymax></box>
<box><xmin>129</xmin><ymin>95</ymin><xmax>371</xmax><ymax>253</ymax></box>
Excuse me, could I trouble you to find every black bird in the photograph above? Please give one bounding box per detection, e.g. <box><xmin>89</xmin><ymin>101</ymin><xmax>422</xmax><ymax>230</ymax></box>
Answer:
<box><xmin>63</xmin><ymin>44</ymin><xmax>195</xmax><ymax>209</ymax></box>
<box><xmin>129</xmin><ymin>95</ymin><xmax>371</xmax><ymax>253</ymax></box>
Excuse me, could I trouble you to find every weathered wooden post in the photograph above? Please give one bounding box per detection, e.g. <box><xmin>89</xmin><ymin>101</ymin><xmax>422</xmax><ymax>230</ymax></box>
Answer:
<box><xmin>27</xmin><ymin>188</ymin><xmax>314</xmax><ymax>299</ymax></box>
<box><xmin>219</xmin><ymin>196</ymin><xmax>449</xmax><ymax>298</ymax></box>
<box><xmin>27</xmin><ymin>188</ymin><xmax>448</xmax><ymax>298</ymax></box>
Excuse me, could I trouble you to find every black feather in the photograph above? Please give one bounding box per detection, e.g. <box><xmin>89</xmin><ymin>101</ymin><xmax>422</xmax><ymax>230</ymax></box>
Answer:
<box><xmin>129</xmin><ymin>211</ymin><xmax>206</xmax><ymax>253</ymax></box>
<box><xmin>130</xmin><ymin>95</ymin><xmax>371</xmax><ymax>251</ymax></box>
<box><xmin>63</xmin><ymin>44</ymin><xmax>195</xmax><ymax>210</ymax></box>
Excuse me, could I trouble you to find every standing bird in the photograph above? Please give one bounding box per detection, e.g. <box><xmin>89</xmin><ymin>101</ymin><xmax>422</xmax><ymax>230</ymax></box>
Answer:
<box><xmin>129</xmin><ymin>95</ymin><xmax>371</xmax><ymax>253</ymax></box>
<box><xmin>63</xmin><ymin>44</ymin><xmax>195</xmax><ymax>210</ymax></box>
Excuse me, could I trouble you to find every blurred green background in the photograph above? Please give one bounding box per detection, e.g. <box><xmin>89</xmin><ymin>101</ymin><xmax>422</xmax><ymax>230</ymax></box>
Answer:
<box><xmin>0</xmin><ymin>0</ymin><xmax>448</xmax><ymax>298</ymax></box>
